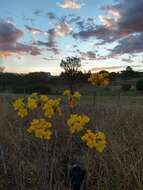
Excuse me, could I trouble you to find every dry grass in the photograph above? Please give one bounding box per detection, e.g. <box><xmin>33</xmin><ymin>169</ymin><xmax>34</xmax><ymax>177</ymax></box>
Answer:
<box><xmin>0</xmin><ymin>96</ymin><xmax>143</xmax><ymax>190</ymax></box>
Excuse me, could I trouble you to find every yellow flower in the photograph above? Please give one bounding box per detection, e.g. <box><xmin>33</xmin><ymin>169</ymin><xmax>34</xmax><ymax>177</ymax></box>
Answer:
<box><xmin>94</xmin><ymin>131</ymin><xmax>106</xmax><ymax>152</ymax></box>
<box><xmin>17</xmin><ymin>108</ymin><xmax>28</xmax><ymax>118</ymax></box>
<box><xmin>43</xmin><ymin>106</ymin><xmax>54</xmax><ymax>118</ymax></box>
<box><xmin>43</xmin><ymin>98</ymin><xmax>61</xmax><ymax>118</ymax></box>
<box><xmin>27</xmin><ymin>97</ymin><xmax>38</xmax><ymax>110</ymax></box>
<box><xmin>63</xmin><ymin>89</ymin><xmax>71</xmax><ymax>96</ymax></box>
<box><xmin>31</xmin><ymin>92</ymin><xmax>38</xmax><ymax>96</ymax></box>
<box><xmin>13</xmin><ymin>98</ymin><xmax>24</xmax><ymax>110</ymax></box>
<box><xmin>67</xmin><ymin>114</ymin><xmax>90</xmax><ymax>134</ymax></box>
<box><xmin>73</xmin><ymin>91</ymin><xmax>81</xmax><ymax>100</ymax></box>
<box><xmin>88</xmin><ymin>73</ymin><xmax>109</xmax><ymax>86</ymax></box>
<box><xmin>81</xmin><ymin>130</ymin><xmax>106</xmax><ymax>152</ymax></box>
<box><xmin>30</xmin><ymin>93</ymin><xmax>39</xmax><ymax>101</ymax></box>
<box><xmin>44</xmin><ymin>130</ymin><xmax>52</xmax><ymax>140</ymax></box>
<box><xmin>40</xmin><ymin>95</ymin><xmax>49</xmax><ymax>102</ymax></box>
<box><xmin>27</xmin><ymin>119</ymin><xmax>52</xmax><ymax>140</ymax></box>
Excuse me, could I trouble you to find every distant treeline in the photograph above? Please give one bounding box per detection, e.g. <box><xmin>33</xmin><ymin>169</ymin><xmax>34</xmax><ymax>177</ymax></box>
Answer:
<box><xmin>0</xmin><ymin>68</ymin><xmax>143</xmax><ymax>94</ymax></box>
<box><xmin>0</xmin><ymin>71</ymin><xmax>90</xmax><ymax>94</ymax></box>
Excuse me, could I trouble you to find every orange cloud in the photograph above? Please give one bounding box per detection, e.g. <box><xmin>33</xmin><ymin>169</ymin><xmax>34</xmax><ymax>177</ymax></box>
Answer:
<box><xmin>58</xmin><ymin>0</ymin><xmax>83</xmax><ymax>9</ymax></box>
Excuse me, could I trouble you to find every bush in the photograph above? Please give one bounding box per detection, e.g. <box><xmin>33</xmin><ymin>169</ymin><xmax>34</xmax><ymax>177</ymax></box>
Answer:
<box><xmin>136</xmin><ymin>79</ymin><xmax>143</xmax><ymax>91</ymax></box>
<box><xmin>121</xmin><ymin>83</ymin><xmax>131</xmax><ymax>91</ymax></box>
<box><xmin>13</xmin><ymin>84</ymin><xmax>51</xmax><ymax>94</ymax></box>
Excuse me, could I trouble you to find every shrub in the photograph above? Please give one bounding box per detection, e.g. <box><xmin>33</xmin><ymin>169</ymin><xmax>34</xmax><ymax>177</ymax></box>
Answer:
<box><xmin>136</xmin><ymin>79</ymin><xmax>143</xmax><ymax>91</ymax></box>
<box><xmin>13</xmin><ymin>84</ymin><xmax>51</xmax><ymax>94</ymax></box>
<box><xmin>121</xmin><ymin>83</ymin><xmax>131</xmax><ymax>91</ymax></box>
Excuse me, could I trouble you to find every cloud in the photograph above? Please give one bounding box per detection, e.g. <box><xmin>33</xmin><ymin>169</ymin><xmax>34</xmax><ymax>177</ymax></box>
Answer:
<box><xmin>37</xmin><ymin>40</ymin><xmax>60</xmax><ymax>55</ymax></box>
<box><xmin>44</xmin><ymin>21</ymin><xmax>72</xmax><ymax>44</ymax></box>
<box><xmin>73</xmin><ymin>0</ymin><xmax>143</xmax><ymax>45</ymax></box>
<box><xmin>33</xmin><ymin>9</ymin><xmax>43</xmax><ymax>16</ymax></box>
<box><xmin>25</xmin><ymin>25</ymin><xmax>43</xmax><ymax>34</ymax></box>
<box><xmin>47</xmin><ymin>12</ymin><xmax>58</xmax><ymax>20</ymax></box>
<box><xmin>35</xmin><ymin>26</ymin><xmax>61</xmax><ymax>55</ymax></box>
<box><xmin>0</xmin><ymin>42</ymin><xmax>41</xmax><ymax>57</ymax></box>
<box><xmin>0</xmin><ymin>20</ymin><xmax>23</xmax><ymax>43</ymax></box>
<box><xmin>109</xmin><ymin>33</ymin><xmax>143</xmax><ymax>56</ymax></box>
<box><xmin>55</xmin><ymin>22</ymin><xmax>72</xmax><ymax>37</ymax></box>
<box><xmin>0</xmin><ymin>20</ymin><xmax>41</xmax><ymax>57</ymax></box>
<box><xmin>25</xmin><ymin>19</ymin><xmax>72</xmax><ymax>55</ymax></box>
<box><xmin>58</xmin><ymin>0</ymin><xmax>83</xmax><ymax>9</ymax></box>
<box><xmin>76</xmin><ymin>49</ymin><xmax>96</xmax><ymax>60</ymax></box>
<box><xmin>121</xmin><ymin>58</ymin><xmax>133</xmax><ymax>63</ymax></box>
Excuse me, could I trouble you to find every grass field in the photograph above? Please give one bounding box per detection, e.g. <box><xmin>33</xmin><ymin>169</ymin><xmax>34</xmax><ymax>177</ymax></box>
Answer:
<box><xmin>0</xmin><ymin>93</ymin><xmax>143</xmax><ymax>190</ymax></box>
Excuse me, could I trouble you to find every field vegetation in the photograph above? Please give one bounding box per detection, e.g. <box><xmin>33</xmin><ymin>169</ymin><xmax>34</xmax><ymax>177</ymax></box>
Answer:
<box><xmin>0</xmin><ymin>60</ymin><xmax>143</xmax><ymax>190</ymax></box>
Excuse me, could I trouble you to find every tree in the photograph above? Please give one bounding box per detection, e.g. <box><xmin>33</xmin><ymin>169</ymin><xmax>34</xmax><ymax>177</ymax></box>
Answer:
<box><xmin>60</xmin><ymin>57</ymin><xmax>81</xmax><ymax>91</ymax></box>
<box><xmin>136</xmin><ymin>79</ymin><xmax>143</xmax><ymax>92</ymax></box>
<box><xmin>126</xmin><ymin>66</ymin><xmax>133</xmax><ymax>72</ymax></box>
<box><xmin>120</xmin><ymin>66</ymin><xmax>136</xmax><ymax>79</ymax></box>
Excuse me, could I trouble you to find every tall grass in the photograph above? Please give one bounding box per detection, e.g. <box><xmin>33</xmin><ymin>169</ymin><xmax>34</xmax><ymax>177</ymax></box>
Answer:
<box><xmin>0</xmin><ymin>96</ymin><xmax>143</xmax><ymax>190</ymax></box>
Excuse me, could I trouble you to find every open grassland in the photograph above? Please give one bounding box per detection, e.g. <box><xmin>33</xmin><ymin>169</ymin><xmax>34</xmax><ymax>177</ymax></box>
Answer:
<box><xmin>0</xmin><ymin>94</ymin><xmax>143</xmax><ymax>190</ymax></box>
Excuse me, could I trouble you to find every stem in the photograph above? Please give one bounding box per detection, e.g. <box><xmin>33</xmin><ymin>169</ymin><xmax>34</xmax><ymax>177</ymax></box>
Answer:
<box><xmin>0</xmin><ymin>145</ymin><xmax>7</xmax><ymax>175</ymax></box>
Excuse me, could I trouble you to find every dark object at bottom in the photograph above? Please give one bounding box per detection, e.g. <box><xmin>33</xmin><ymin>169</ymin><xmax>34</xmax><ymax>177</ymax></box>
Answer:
<box><xmin>67</xmin><ymin>164</ymin><xmax>86</xmax><ymax>190</ymax></box>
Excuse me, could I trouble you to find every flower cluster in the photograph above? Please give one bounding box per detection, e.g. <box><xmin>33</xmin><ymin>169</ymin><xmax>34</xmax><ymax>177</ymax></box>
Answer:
<box><xmin>13</xmin><ymin>93</ymin><xmax>62</xmax><ymax>140</ymax></box>
<box><xmin>27</xmin><ymin>119</ymin><xmax>52</xmax><ymax>140</ymax></box>
<box><xmin>43</xmin><ymin>98</ymin><xmax>61</xmax><ymax>118</ymax></box>
<box><xmin>27</xmin><ymin>97</ymin><xmax>38</xmax><ymax>110</ymax></box>
<box><xmin>63</xmin><ymin>89</ymin><xmax>81</xmax><ymax>108</ymax></box>
<box><xmin>13</xmin><ymin>98</ymin><xmax>28</xmax><ymax>118</ymax></box>
<box><xmin>81</xmin><ymin>130</ymin><xmax>106</xmax><ymax>152</ymax></box>
<box><xmin>63</xmin><ymin>89</ymin><xmax>71</xmax><ymax>96</ymax></box>
<box><xmin>88</xmin><ymin>73</ymin><xmax>109</xmax><ymax>86</ymax></box>
<box><xmin>13</xmin><ymin>91</ymin><xmax>107</xmax><ymax>152</ymax></box>
<box><xmin>67</xmin><ymin>114</ymin><xmax>90</xmax><ymax>134</ymax></box>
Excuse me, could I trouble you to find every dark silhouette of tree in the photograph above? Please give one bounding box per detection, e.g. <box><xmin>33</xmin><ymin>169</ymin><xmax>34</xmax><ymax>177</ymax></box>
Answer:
<box><xmin>120</xmin><ymin>66</ymin><xmax>137</xmax><ymax>80</ymax></box>
<box><xmin>60</xmin><ymin>57</ymin><xmax>81</xmax><ymax>91</ymax></box>
<box><xmin>126</xmin><ymin>66</ymin><xmax>133</xmax><ymax>72</ymax></box>
<box><xmin>136</xmin><ymin>79</ymin><xmax>143</xmax><ymax>92</ymax></box>
<box><xmin>109</xmin><ymin>72</ymin><xmax>117</xmax><ymax>80</ymax></box>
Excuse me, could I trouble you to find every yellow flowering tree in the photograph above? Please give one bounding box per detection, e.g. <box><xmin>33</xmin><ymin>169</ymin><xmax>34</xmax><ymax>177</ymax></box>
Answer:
<box><xmin>88</xmin><ymin>72</ymin><xmax>109</xmax><ymax>105</ymax></box>
<box><xmin>88</xmin><ymin>72</ymin><xmax>109</xmax><ymax>87</ymax></box>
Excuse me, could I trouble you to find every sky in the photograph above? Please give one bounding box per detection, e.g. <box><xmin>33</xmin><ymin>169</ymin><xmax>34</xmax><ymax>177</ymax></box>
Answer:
<box><xmin>0</xmin><ymin>0</ymin><xmax>143</xmax><ymax>75</ymax></box>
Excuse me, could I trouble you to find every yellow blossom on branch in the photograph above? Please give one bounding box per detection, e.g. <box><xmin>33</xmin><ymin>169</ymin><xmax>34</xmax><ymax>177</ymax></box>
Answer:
<box><xmin>81</xmin><ymin>130</ymin><xmax>107</xmax><ymax>152</ymax></box>
<box><xmin>27</xmin><ymin>118</ymin><xmax>52</xmax><ymax>140</ymax></box>
<box><xmin>40</xmin><ymin>95</ymin><xmax>49</xmax><ymax>102</ymax></box>
<box><xmin>17</xmin><ymin>108</ymin><xmax>28</xmax><ymax>118</ymax></box>
<box><xmin>43</xmin><ymin>98</ymin><xmax>61</xmax><ymax>118</ymax></box>
<box><xmin>73</xmin><ymin>91</ymin><xmax>81</xmax><ymax>100</ymax></box>
<box><xmin>63</xmin><ymin>89</ymin><xmax>71</xmax><ymax>96</ymax></box>
<box><xmin>31</xmin><ymin>92</ymin><xmax>39</xmax><ymax>97</ymax></box>
<box><xmin>88</xmin><ymin>73</ymin><xmax>109</xmax><ymax>86</ymax></box>
<box><xmin>27</xmin><ymin>97</ymin><xmax>38</xmax><ymax>110</ymax></box>
<box><xmin>13</xmin><ymin>98</ymin><xmax>25</xmax><ymax>110</ymax></box>
<box><xmin>67</xmin><ymin>114</ymin><xmax>90</xmax><ymax>134</ymax></box>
